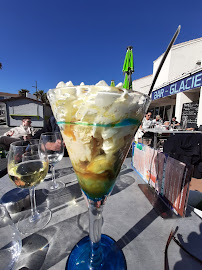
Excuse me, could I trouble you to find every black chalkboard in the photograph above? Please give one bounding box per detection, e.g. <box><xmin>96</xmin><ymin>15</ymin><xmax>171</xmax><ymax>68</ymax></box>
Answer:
<box><xmin>181</xmin><ymin>102</ymin><xmax>198</xmax><ymax>124</ymax></box>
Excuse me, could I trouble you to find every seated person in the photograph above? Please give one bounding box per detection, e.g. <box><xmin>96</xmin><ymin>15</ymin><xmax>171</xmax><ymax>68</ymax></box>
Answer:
<box><xmin>163</xmin><ymin>121</ymin><xmax>170</xmax><ymax>130</ymax></box>
<box><xmin>141</xmin><ymin>111</ymin><xmax>153</xmax><ymax>130</ymax></box>
<box><xmin>186</xmin><ymin>123</ymin><xmax>198</xmax><ymax>131</ymax></box>
<box><xmin>33</xmin><ymin>115</ymin><xmax>60</xmax><ymax>139</ymax></box>
<box><xmin>0</xmin><ymin>117</ymin><xmax>36</xmax><ymax>151</ymax></box>
<box><xmin>171</xmin><ymin>117</ymin><xmax>180</xmax><ymax>129</ymax></box>
<box><xmin>152</xmin><ymin>115</ymin><xmax>163</xmax><ymax>127</ymax></box>
<box><xmin>135</xmin><ymin>111</ymin><xmax>153</xmax><ymax>143</ymax></box>
<box><xmin>33</xmin><ymin>115</ymin><xmax>68</xmax><ymax>156</ymax></box>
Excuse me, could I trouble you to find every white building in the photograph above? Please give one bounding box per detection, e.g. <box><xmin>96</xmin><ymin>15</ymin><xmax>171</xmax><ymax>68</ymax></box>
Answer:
<box><xmin>133</xmin><ymin>37</ymin><xmax>202</xmax><ymax>128</ymax></box>
<box><xmin>0</xmin><ymin>91</ymin><xmax>52</xmax><ymax>127</ymax></box>
<box><xmin>0</xmin><ymin>92</ymin><xmax>19</xmax><ymax>124</ymax></box>
<box><xmin>2</xmin><ymin>96</ymin><xmax>52</xmax><ymax>127</ymax></box>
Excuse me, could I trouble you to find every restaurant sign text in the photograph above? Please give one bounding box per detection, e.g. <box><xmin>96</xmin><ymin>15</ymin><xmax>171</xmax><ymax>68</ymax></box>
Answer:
<box><xmin>152</xmin><ymin>70</ymin><xmax>202</xmax><ymax>100</ymax></box>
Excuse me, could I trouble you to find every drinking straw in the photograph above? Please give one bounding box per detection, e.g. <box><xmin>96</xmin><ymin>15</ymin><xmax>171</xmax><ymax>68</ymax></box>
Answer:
<box><xmin>148</xmin><ymin>25</ymin><xmax>181</xmax><ymax>97</ymax></box>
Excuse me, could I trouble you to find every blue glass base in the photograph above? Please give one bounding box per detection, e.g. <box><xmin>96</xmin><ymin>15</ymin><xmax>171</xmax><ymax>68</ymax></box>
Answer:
<box><xmin>66</xmin><ymin>234</ymin><xmax>127</xmax><ymax>270</ymax></box>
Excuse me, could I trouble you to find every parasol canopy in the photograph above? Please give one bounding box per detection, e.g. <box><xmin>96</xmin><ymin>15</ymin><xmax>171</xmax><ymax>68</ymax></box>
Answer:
<box><xmin>122</xmin><ymin>46</ymin><xmax>134</xmax><ymax>90</ymax></box>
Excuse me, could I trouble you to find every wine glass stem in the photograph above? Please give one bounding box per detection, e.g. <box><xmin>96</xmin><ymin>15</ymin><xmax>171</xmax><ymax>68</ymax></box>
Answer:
<box><xmin>88</xmin><ymin>202</ymin><xmax>104</xmax><ymax>269</ymax></box>
<box><xmin>51</xmin><ymin>165</ymin><xmax>58</xmax><ymax>189</ymax></box>
<box><xmin>29</xmin><ymin>187</ymin><xmax>40</xmax><ymax>222</ymax></box>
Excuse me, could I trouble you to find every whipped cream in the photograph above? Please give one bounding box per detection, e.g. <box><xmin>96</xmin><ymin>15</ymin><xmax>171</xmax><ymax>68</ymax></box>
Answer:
<box><xmin>48</xmin><ymin>80</ymin><xmax>144</xmax><ymax>123</ymax></box>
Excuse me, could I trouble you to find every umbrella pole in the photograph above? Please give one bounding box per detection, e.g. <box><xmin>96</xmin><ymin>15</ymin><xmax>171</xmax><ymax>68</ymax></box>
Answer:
<box><xmin>128</xmin><ymin>70</ymin><xmax>132</xmax><ymax>90</ymax></box>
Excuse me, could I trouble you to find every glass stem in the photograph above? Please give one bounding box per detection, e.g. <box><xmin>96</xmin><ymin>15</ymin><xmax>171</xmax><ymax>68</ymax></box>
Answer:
<box><xmin>51</xmin><ymin>164</ymin><xmax>58</xmax><ymax>189</ymax></box>
<box><xmin>29</xmin><ymin>187</ymin><xmax>40</xmax><ymax>222</ymax></box>
<box><xmin>88</xmin><ymin>201</ymin><xmax>104</xmax><ymax>269</ymax></box>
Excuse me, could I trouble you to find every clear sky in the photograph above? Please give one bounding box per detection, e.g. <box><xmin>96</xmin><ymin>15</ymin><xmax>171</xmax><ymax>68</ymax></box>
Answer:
<box><xmin>0</xmin><ymin>0</ymin><xmax>202</xmax><ymax>94</ymax></box>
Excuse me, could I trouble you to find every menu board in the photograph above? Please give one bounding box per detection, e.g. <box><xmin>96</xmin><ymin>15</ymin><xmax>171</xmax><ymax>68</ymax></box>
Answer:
<box><xmin>181</xmin><ymin>102</ymin><xmax>198</xmax><ymax>124</ymax></box>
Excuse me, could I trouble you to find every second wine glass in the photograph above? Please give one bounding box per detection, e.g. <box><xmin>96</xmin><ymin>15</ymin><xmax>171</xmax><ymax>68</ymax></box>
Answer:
<box><xmin>40</xmin><ymin>132</ymin><xmax>65</xmax><ymax>195</ymax></box>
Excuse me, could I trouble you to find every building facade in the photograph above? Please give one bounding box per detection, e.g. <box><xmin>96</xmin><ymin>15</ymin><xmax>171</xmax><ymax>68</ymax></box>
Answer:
<box><xmin>0</xmin><ymin>92</ymin><xmax>19</xmax><ymax>124</ymax></box>
<box><xmin>133</xmin><ymin>37</ymin><xmax>202</xmax><ymax>128</ymax></box>
<box><xmin>2</xmin><ymin>96</ymin><xmax>52</xmax><ymax>127</ymax></box>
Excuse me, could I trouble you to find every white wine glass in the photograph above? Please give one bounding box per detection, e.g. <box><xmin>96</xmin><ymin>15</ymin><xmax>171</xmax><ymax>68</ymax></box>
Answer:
<box><xmin>40</xmin><ymin>132</ymin><xmax>65</xmax><ymax>195</ymax></box>
<box><xmin>7</xmin><ymin>140</ymin><xmax>51</xmax><ymax>234</ymax></box>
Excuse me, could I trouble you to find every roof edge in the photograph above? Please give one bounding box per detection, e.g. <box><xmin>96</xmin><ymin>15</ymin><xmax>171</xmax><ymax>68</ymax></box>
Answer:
<box><xmin>132</xmin><ymin>74</ymin><xmax>153</xmax><ymax>82</ymax></box>
<box><xmin>154</xmin><ymin>36</ymin><xmax>202</xmax><ymax>63</ymax></box>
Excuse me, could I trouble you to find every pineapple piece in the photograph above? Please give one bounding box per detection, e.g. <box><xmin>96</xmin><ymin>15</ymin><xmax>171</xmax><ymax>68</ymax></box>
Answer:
<box><xmin>86</xmin><ymin>155</ymin><xmax>114</xmax><ymax>174</ymax></box>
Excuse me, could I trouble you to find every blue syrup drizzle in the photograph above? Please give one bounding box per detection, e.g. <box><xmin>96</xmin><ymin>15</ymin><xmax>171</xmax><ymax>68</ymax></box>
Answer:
<box><xmin>57</xmin><ymin>118</ymin><xmax>140</xmax><ymax>128</ymax></box>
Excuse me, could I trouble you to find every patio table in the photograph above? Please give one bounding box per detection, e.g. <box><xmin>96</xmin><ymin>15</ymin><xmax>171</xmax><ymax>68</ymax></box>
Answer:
<box><xmin>144</xmin><ymin>128</ymin><xmax>202</xmax><ymax>149</ymax></box>
<box><xmin>0</xmin><ymin>157</ymin><xmax>201</xmax><ymax>270</ymax></box>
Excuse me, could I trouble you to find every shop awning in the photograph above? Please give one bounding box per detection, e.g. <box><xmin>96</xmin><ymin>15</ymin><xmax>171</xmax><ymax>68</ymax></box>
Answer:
<box><xmin>152</xmin><ymin>69</ymin><xmax>202</xmax><ymax>101</ymax></box>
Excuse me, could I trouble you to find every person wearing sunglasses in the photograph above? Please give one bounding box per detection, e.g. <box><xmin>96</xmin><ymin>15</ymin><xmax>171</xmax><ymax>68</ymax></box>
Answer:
<box><xmin>134</xmin><ymin>112</ymin><xmax>153</xmax><ymax>143</ymax></box>
<box><xmin>0</xmin><ymin>117</ymin><xmax>36</xmax><ymax>150</ymax></box>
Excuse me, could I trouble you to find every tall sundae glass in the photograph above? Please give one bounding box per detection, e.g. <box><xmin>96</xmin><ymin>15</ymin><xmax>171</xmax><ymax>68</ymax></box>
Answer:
<box><xmin>47</xmin><ymin>81</ymin><xmax>151</xmax><ymax>269</ymax></box>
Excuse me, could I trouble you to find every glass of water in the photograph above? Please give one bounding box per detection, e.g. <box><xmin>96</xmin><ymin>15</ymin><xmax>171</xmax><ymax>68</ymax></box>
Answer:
<box><xmin>40</xmin><ymin>132</ymin><xmax>65</xmax><ymax>195</ymax></box>
<box><xmin>0</xmin><ymin>204</ymin><xmax>22</xmax><ymax>270</ymax></box>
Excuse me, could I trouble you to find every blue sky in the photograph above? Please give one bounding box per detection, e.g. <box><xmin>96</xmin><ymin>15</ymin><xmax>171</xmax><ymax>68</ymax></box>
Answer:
<box><xmin>0</xmin><ymin>0</ymin><xmax>201</xmax><ymax>94</ymax></box>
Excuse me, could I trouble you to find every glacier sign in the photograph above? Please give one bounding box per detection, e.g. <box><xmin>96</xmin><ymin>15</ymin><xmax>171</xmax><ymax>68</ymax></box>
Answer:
<box><xmin>152</xmin><ymin>70</ymin><xmax>202</xmax><ymax>100</ymax></box>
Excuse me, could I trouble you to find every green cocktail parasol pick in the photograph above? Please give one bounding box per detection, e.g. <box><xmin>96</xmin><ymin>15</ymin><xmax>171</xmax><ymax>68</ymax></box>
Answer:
<box><xmin>123</xmin><ymin>46</ymin><xmax>134</xmax><ymax>89</ymax></box>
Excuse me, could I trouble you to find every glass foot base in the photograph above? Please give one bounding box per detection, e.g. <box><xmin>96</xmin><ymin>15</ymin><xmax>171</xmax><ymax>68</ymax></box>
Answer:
<box><xmin>66</xmin><ymin>234</ymin><xmax>127</xmax><ymax>270</ymax></box>
<box><xmin>18</xmin><ymin>206</ymin><xmax>52</xmax><ymax>235</ymax></box>
<box><xmin>42</xmin><ymin>181</ymin><xmax>65</xmax><ymax>196</ymax></box>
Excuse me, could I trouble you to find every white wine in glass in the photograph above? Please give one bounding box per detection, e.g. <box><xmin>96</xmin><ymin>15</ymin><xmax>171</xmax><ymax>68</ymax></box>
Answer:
<box><xmin>7</xmin><ymin>140</ymin><xmax>51</xmax><ymax>235</ymax></box>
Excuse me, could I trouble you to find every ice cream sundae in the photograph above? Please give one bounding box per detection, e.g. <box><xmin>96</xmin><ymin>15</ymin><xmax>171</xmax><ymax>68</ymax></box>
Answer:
<box><xmin>48</xmin><ymin>81</ymin><xmax>149</xmax><ymax>200</ymax></box>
